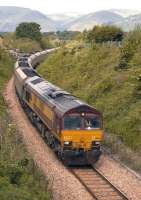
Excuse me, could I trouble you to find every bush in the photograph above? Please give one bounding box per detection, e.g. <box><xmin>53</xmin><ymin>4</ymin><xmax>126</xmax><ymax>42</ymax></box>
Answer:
<box><xmin>85</xmin><ymin>25</ymin><xmax>124</xmax><ymax>43</ymax></box>
<box><xmin>40</xmin><ymin>37</ymin><xmax>54</xmax><ymax>50</ymax></box>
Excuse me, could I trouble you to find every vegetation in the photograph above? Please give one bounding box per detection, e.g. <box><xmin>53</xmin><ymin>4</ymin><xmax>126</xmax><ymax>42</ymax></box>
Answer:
<box><xmin>3</xmin><ymin>31</ymin><xmax>60</xmax><ymax>53</ymax></box>
<box><xmin>119</xmin><ymin>27</ymin><xmax>141</xmax><ymax>68</ymax></box>
<box><xmin>0</xmin><ymin>50</ymin><xmax>52</xmax><ymax>199</ymax></box>
<box><xmin>3</xmin><ymin>33</ymin><xmax>42</xmax><ymax>53</ymax></box>
<box><xmin>0</xmin><ymin>49</ymin><xmax>15</xmax><ymax>116</ymax></box>
<box><xmin>56</xmin><ymin>31</ymin><xmax>81</xmax><ymax>40</ymax></box>
<box><xmin>16</xmin><ymin>22</ymin><xmax>42</xmax><ymax>41</ymax></box>
<box><xmin>38</xmin><ymin>27</ymin><xmax>141</xmax><ymax>171</ymax></box>
<box><xmin>40</xmin><ymin>35</ymin><xmax>60</xmax><ymax>50</ymax></box>
<box><xmin>14</xmin><ymin>23</ymin><xmax>62</xmax><ymax>51</ymax></box>
<box><xmin>0</xmin><ymin>120</ymin><xmax>52</xmax><ymax>200</ymax></box>
<box><xmin>84</xmin><ymin>25</ymin><xmax>124</xmax><ymax>43</ymax></box>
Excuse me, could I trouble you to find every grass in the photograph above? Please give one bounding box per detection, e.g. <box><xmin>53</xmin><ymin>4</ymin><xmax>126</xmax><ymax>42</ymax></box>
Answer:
<box><xmin>0</xmin><ymin>49</ymin><xmax>15</xmax><ymax>116</ymax></box>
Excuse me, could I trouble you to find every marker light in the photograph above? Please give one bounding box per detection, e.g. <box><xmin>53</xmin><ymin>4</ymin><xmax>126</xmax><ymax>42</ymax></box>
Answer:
<box><xmin>81</xmin><ymin>112</ymin><xmax>85</xmax><ymax>116</ymax></box>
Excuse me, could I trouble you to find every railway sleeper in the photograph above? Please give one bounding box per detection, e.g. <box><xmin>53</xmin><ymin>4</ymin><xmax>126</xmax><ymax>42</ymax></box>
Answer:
<box><xmin>95</xmin><ymin>191</ymin><xmax>122</xmax><ymax>197</ymax></box>
<box><xmin>97</xmin><ymin>197</ymin><xmax>123</xmax><ymax>200</ymax></box>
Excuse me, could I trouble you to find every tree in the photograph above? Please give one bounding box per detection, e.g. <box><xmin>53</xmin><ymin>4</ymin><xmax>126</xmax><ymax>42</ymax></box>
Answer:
<box><xmin>16</xmin><ymin>22</ymin><xmax>42</xmax><ymax>41</ymax></box>
<box><xmin>85</xmin><ymin>25</ymin><xmax>124</xmax><ymax>43</ymax></box>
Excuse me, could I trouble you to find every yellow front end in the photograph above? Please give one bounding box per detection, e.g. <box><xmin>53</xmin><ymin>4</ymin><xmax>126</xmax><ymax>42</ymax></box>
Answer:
<box><xmin>61</xmin><ymin>129</ymin><xmax>104</xmax><ymax>151</ymax></box>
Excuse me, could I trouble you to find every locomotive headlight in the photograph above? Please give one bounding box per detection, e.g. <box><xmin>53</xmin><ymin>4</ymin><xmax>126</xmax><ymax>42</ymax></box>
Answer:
<box><xmin>92</xmin><ymin>141</ymin><xmax>101</xmax><ymax>146</ymax></box>
<box><xmin>95</xmin><ymin>141</ymin><xmax>100</xmax><ymax>145</ymax></box>
<box><xmin>63</xmin><ymin>141</ymin><xmax>72</xmax><ymax>149</ymax></box>
<box><xmin>64</xmin><ymin>141</ymin><xmax>70</xmax><ymax>145</ymax></box>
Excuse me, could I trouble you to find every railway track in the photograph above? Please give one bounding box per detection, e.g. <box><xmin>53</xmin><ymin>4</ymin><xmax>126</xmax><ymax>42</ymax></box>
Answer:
<box><xmin>70</xmin><ymin>166</ymin><xmax>129</xmax><ymax>200</ymax></box>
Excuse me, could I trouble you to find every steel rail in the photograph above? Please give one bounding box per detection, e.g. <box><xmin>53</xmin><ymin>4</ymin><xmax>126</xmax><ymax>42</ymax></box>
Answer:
<box><xmin>70</xmin><ymin>166</ymin><xmax>129</xmax><ymax>200</ymax></box>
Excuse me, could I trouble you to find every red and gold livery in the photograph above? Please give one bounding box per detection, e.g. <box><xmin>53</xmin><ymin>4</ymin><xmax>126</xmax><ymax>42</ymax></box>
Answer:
<box><xmin>14</xmin><ymin>51</ymin><xmax>104</xmax><ymax>165</ymax></box>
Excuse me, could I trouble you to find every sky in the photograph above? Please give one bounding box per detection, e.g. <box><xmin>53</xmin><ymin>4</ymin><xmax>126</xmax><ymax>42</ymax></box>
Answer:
<box><xmin>0</xmin><ymin>0</ymin><xmax>141</xmax><ymax>14</ymax></box>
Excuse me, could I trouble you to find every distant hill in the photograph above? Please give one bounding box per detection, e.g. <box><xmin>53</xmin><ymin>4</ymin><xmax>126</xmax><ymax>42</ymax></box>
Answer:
<box><xmin>62</xmin><ymin>9</ymin><xmax>141</xmax><ymax>32</ymax></box>
<box><xmin>0</xmin><ymin>7</ymin><xmax>141</xmax><ymax>32</ymax></box>
<box><xmin>47</xmin><ymin>13</ymin><xmax>82</xmax><ymax>31</ymax></box>
<box><xmin>63</xmin><ymin>11</ymin><xmax>124</xmax><ymax>31</ymax></box>
<box><xmin>109</xmin><ymin>9</ymin><xmax>141</xmax><ymax>18</ymax></box>
<box><xmin>0</xmin><ymin>6</ymin><xmax>56</xmax><ymax>32</ymax></box>
<box><xmin>113</xmin><ymin>14</ymin><xmax>141</xmax><ymax>31</ymax></box>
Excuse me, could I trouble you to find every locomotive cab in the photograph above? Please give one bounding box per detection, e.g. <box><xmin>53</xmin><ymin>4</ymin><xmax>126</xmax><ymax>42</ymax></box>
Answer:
<box><xmin>60</xmin><ymin>106</ymin><xmax>104</xmax><ymax>165</ymax></box>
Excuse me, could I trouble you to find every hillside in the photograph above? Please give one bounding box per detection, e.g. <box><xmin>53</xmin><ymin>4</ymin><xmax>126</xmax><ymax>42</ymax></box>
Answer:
<box><xmin>64</xmin><ymin>11</ymin><xmax>123</xmax><ymax>31</ymax></box>
<box><xmin>110</xmin><ymin>9</ymin><xmax>141</xmax><ymax>17</ymax></box>
<box><xmin>114</xmin><ymin>14</ymin><xmax>141</xmax><ymax>31</ymax></box>
<box><xmin>0</xmin><ymin>6</ymin><xmax>56</xmax><ymax>32</ymax></box>
<box><xmin>48</xmin><ymin>12</ymin><xmax>82</xmax><ymax>30</ymax></box>
<box><xmin>38</xmin><ymin>30</ymin><xmax>141</xmax><ymax>169</ymax></box>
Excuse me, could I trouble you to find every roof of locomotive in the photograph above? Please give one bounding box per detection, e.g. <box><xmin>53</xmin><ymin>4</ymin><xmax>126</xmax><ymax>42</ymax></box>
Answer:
<box><xmin>25</xmin><ymin>76</ymin><xmax>101</xmax><ymax>117</ymax></box>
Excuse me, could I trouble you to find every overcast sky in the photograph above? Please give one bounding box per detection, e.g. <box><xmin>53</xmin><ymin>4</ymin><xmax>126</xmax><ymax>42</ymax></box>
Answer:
<box><xmin>0</xmin><ymin>0</ymin><xmax>141</xmax><ymax>14</ymax></box>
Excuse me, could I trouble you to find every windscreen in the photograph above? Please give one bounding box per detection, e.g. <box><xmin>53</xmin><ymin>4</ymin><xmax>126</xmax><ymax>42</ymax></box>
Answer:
<box><xmin>84</xmin><ymin>116</ymin><xmax>101</xmax><ymax>129</ymax></box>
<box><xmin>63</xmin><ymin>114</ymin><xmax>101</xmax><ymax>130</ymax></box>
<box><xmin>64</xmin><ymin>116</ymin><xmax>81</xmax><ymax>130</ymax></box>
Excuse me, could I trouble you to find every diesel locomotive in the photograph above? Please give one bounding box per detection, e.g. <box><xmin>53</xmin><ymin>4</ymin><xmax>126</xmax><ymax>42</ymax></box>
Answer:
<box><xmin>14</xmin><ymin>50</ymin><xmax>104</xmax><ymax>165</ymax></box>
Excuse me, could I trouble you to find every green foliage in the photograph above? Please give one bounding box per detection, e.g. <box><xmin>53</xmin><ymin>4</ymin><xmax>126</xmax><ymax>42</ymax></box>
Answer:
<box><xmin>16</xmin><ymin>22</ymin><xmax>42</xmax><ymax>41</ymax></box>
<box><xmin>85</xmin><ymin>25</ymin><xmax>124</xmax><ymax>43</ymax></box>
<box><xmin>56</xmin><ymin>31</ymin><xmax>81</xmax><ymax>40</ymax></box>
<box><xmin>14</xmin><ymin>38</ymin><xmax>42</xmax><ymax>53</ymax></box>
<box><xmin>40</xmin><ymin>37</ymin><xmax>52</xmax><ymax>49</ymax></box>
<box><xmin>119</xmin><ymin>27</ymin><xmax>141</xmax><ymax>68</ymax></box>
<box><xmin>3</xmin><ymin>33</ymin><xmax>42</xmax><ymax>53</ymax></box>
<box><xmin>0</xmin><ymin>49</ymin><xmax>15</xmax><ymax>116</ymax></box>
<box><xmin>38</xmin><ymin>41</ymin><xmax>141</xmax><ymax>152</ymax></box>
<box><xmin>3</xmin><ymin>32</ymin><xmax>60</xmax><ymax>53</ymax></box>
<box><xmin>0</xmin><ymin>122</ymin><xmax>52</xmax><ymax>200</ymax></box>
<box><xmin>40</xmin><ymin>36</ymin><xmax>60</xmax><ymax>50</ymax></box>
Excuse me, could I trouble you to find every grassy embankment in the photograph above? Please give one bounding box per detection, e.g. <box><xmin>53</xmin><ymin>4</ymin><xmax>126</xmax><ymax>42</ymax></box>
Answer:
<box><xmin>38</xmin><ymin>29</ymin><xmax>141</xmax><ymax>171</ymax></box>
<box><xmin>0</xmin><ymin>49</ymin><xmax>52</xmax><ymax>199</ymax></box>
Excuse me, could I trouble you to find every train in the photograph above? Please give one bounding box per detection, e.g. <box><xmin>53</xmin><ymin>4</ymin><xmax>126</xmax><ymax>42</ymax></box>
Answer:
<box><xmin>14</xmin><ymin>49</ymin><xmax>104</xmax><ymax>165</ymax></box>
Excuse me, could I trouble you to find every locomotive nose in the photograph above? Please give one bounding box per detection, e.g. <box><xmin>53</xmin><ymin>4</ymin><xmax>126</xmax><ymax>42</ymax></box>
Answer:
<box><xmin>61</xmin><ymin>129</ymin><xmax>103</xmax><ymax>150</ymax></box>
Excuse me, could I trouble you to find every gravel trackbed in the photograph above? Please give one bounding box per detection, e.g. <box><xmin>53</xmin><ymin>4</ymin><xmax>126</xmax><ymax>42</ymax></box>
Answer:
<box><xmin>96</xmin><ymin>154</ymin><xmax>141</xmax><ymax>200</ymax></box>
